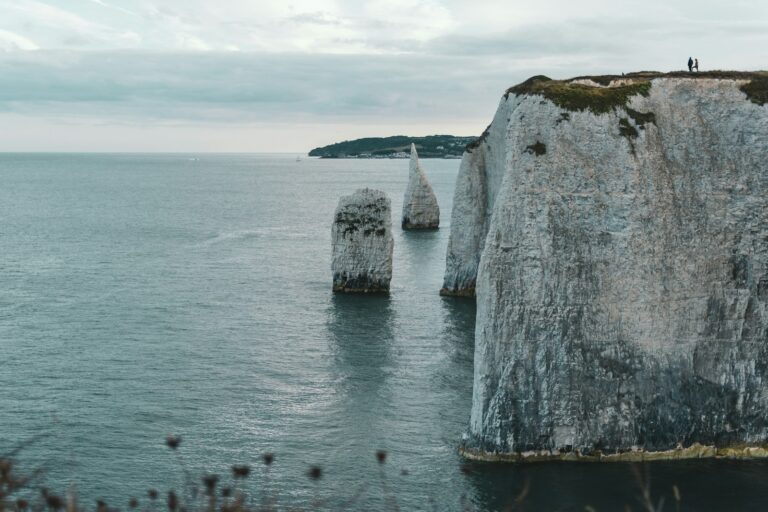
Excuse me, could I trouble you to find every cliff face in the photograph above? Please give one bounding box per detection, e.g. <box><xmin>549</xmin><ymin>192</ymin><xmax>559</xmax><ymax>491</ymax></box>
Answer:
<box><xmin>402</xmin><ymin>144</ymin><xmax>440</xmax><ymax>229</ymax></box>
<box><xmin>460</xmin><ymin>73</ymin><xmax>768</xmax><ymax>458</ymax></box>
<box><xmin>440</xmin><ymin>94</ymin><xmax>516</xmax><ymax>295</ymax></box>
<box><xmin>332</xmin><ymin>188</ymin><xmax>394</xmax><ymax>293</ymax></box>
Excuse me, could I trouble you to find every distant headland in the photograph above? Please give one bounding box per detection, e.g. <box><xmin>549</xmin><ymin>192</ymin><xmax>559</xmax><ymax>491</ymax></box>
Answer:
<box><xmin>308</xmin><ymin>135</ymin><xmax>476</xmax><ymax>159</ymax></box>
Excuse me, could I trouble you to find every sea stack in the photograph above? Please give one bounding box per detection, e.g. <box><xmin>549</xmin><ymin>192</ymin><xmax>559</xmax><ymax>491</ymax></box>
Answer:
<box><xmin>331</xmin><ymin>188</ymin><xmax>394</xmax><ymax>293</ymax></box>
<box><xmin>456</xmin><ymin>72</ymin><xmax>768</xmax><ymax>460</ymax></box>
<box><xmin>401</xmin><ymin>144</ymin><xmax>440</xmax><ymax>229</ymax></box>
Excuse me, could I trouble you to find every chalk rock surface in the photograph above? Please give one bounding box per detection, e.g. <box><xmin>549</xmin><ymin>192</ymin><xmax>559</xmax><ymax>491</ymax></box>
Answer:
<box><xmin>402</xmin><ymin>143</ymin><xmax>440</xmax><ymax>229</ymax></box>
<box><xmin>440</xmin><ymin>99</ymin><xmax>514</xmax><ymax>295</ymax></box>
<box><xmin>459</xmin><ymin>73</ymin><xmax>768</xmax><ymax>458</ymax></box>
<box><xmin>331</xmin><ymin>188</ymin><xmax>394</xmax><ymax>293</ymax></box>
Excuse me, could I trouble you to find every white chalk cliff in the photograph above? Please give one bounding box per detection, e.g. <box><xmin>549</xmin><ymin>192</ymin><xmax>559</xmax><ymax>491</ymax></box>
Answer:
<box><xmin>332</xmin><ymin>188</ymin><xmax>394</xmax><ymax>293</ymax></box>
<box><xmin>402</xmin><ymin>143</ymin><xmax>440</xmax><ymax>229</ymax></box>
<box><xmin>452</xmin><ymin>72</ymin><xmax>768</xmax><ymax>459</ymax></box>
<box><xmin>440</xmin><ymin>98</ymin><xmax>517</xmax><ymax>295</ymax></box>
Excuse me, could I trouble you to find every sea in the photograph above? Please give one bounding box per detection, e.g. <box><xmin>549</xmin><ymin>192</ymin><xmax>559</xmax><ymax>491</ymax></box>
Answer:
<box><xmin>1</xmin><ymin>153</ymin><xmax>767</xmax><ymax>511</ymax></box>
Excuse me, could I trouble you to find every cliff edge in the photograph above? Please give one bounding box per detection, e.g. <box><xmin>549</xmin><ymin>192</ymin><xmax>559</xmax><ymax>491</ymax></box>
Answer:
<box><xmin>455</xmin><ymin>71</ymin><xmax>768</xmax><ymax>459</ymax></box>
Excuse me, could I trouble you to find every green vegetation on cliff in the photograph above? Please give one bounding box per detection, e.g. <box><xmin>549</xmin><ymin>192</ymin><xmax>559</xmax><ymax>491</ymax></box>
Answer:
<box><xmin>309</xmin><ymin>135</ymin><xmax>476</xmax><ymax>158</ymax></box>
<box><xmin>741</xmin><ymin>73</ymin><xmax>768</xmax><ymax>105</ymax></box>
<box><xmin>506</xmin><ymin>71</ymin><xmax>768</xmax><ymax>112</ymax></box>
<box><xmin>506</xmin><ymin>75</ymin><xmax>652</xmax><ymax>114</ymax></box>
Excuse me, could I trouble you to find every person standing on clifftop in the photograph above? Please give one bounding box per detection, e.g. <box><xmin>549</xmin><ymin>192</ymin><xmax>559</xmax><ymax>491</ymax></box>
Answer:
<box><xmin>688</xmin><ymin>57</ymin><xmax>693</xmax><ymax>72</ymax></box>
<box><xmin>694</xmin><ymin>58</ymin><xmax>699</xmax><ymax>71</ymax></box>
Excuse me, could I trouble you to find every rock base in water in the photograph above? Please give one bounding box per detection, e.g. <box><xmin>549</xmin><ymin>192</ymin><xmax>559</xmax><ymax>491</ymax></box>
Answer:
<box><xmin>439</xmin><ymin>286</ymin><xmax>475</xmax><ymax>297</ymax></box>
<box><xmin>331</xmin><ymin>188</ymin><xmax>394</xmax><ymax>293</ymax></box>
<box><xmin>331</xmin><ymin>273</ymin><xmax>391</xmax><ymax>293</ymax></box>
<box><xmin>460</xmin><ymin>443</ymin><xmax>768</xmax><ymax>463</ymax></box>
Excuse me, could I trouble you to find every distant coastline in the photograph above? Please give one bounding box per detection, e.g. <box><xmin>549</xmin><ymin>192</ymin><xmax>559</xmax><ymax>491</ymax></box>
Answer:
<box><xmin>308</xmin><ymin>135</ymin><xmax>476</xmax><ymax>159</ymax></box>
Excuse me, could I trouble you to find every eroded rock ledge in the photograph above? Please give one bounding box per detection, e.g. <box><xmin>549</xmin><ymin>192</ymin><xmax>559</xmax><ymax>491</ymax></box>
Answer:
<box><xmin>460</xmin><ymin>443</ymin><xmax>768</xmax><ymax>463</ymax></box>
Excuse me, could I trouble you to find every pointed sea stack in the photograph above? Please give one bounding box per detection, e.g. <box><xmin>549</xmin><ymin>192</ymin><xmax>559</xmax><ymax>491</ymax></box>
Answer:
<box><xmin>401</xmin><ymin>144</ymin><xmax>440</xmax><ymax>230</ymax></box>
<box><xmin>331</xmin><ymin>188</ymin><xmax>394</xmax><ymax>293</ymax></box>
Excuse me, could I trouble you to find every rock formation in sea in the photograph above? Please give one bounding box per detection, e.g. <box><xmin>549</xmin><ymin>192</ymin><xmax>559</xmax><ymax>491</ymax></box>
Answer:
<box><xmin>331</xmin><ymin>188</ymin><xmax>394</xmax><ymax>293</ymax></box>
<box><xmin>402</xmin><ymin>143</ymin><xmax>440</xmax><ymax>229</ymax></box>
<box><xmin>455</xmin><ymin>72</ymin><xmax>768</xmax><ymax>460</ymax></box>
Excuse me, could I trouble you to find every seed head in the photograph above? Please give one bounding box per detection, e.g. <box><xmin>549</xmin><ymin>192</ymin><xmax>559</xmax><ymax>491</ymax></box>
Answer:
<box><xmin>375</xmin><ymin>450</ymin><xmax>387</xmax><ymax>464</ymax></box>
<box><xmin>148</xmin><ymin>490</ymin><xmax>158</xmax><ymax>500</ymax></box>
<box><xmin>129</xmin><ymin>498</ymin><xmax>139</xmax><ymax>509</ymax></box>
<box><xmin>0</xmin><ymin>459</ymin><xmax>11</xmax><ymax>480</ymax></box>
<box><xmin>45</xmin><ymin>495</ymin><xmax>64</xmax><ymax>511</ymax></box>
<box><xmin>165</xmin><ymin>436</ymin><xmax>182</xmax><ymax>450</ymax></box>
<box><xmin>262</xmin><ymin>453</ymin><xmax>274</xmax><ymax>466</ymax></box>
<box><xmin>167</xmin><ymin>491</ymin><xmax>178</xmax><ymax>512</ymax></box>
<box><xmin>307</xmin><ymin>466</ymin><xmax>322</xmax><ymax>481</ymax></box>
<box><xmin>232</xmin><ymin>465</ymin><xmax>250</xmax><ymax>478</ymax></box>
<box><xmin>202</xmin><ymin>475</ymin><xmax>219</xmax><ymax>496</ymax></box>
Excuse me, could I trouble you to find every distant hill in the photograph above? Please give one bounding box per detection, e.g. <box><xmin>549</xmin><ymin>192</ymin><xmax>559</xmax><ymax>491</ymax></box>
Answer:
<box><xmin>308</xmin><ymin>135</ymin><xmax>476</xmax><ymax>158</ymax></box>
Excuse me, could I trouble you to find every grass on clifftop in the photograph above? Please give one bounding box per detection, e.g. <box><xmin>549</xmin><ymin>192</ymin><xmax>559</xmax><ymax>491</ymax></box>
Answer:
<box><xmin>740</xmin><ymin>73</ymin><xmax>768</xmax><ymax>105</ymax></box>
<box><xmin>506</xmin><ymin>75</ymin><xmax>652</xmax><ymax>114</ymax></box>
<box><xmin>506</xmin><ymin>71</ymin><xmax>768</xmax><ymax>112</ymax></box>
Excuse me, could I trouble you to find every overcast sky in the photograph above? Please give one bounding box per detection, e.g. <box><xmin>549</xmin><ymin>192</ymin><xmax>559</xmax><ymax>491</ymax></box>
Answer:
<box><xmin>0</xmin><ymin>0</ymin><xmax>766</xmax><ymax>152</ymax></box>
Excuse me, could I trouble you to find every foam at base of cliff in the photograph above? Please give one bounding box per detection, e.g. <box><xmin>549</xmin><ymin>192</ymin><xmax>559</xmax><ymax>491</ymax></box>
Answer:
<box><xmin>459</xmin><ymin>73</ymin><xmax>768</xmax><ymax>456</ymax></box>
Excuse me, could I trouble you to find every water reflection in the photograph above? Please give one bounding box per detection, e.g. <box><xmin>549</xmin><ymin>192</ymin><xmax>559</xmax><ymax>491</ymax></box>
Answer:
<box><xmin>440</xmin><ymin>296</ymin><xmax>477</xmax><ymax>340</ymax></box>
<box><xmin>463</xmin><ymin>453</ymin><xmax>768</xmax><ymax>511</ymax></box>
<box><xmin>399</xmin><ymin>228</ymin><xmax>442</xmax><ymax>252</ymax></box>
<box><xmin>326</xmin><ymin>293</ymin><xmax>396</xmax><ymax>391</ymax></box>
<box><xmin>325</xmin><ymin>292</ymin><xmax>396</xmax><ymax>440</ymax></box>
<box><xmin>321</xmin><ymin>293</ymin><xmax>399</xmax><ymax>507</ymax></box>
<box><xmin>437</xmin><ymin>296</ymin><xmax>476</xmax><ymax>412</ymax></box>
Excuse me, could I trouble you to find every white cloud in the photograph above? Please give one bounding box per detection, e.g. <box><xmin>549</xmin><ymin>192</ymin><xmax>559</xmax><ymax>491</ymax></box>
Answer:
<box><xmin>0</xmin><ymin>29</ymin><xmax>39</xmax><ymax>51</ymax></box>
<box><xmin>0</xmin><ymin>1</ymin><xmax>766</xmax><ymax>150</ymax></box>
<box><xmin>175</xmin><ymin>34</ymin><xmax>210</xmax><ymax>51</ymax></box>
<box><xmin>1</xmin><ymin>0</ymin><xmax>766</xmax><ymax>56</ymax></box>
<box><xmin>87</xmin><ymin>0</ymin><xmax>140</xmax><ymax>17</ymax></box>
<box><xmin>0</xmin><ymin>0</ymin><xmax>143</xmax><ymax>49</ymax></box>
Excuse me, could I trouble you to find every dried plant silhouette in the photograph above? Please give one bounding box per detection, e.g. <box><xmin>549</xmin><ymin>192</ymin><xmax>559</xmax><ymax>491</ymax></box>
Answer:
<box><xmin>1</xmin><ymin>435</ymin><xmax>687</xmax><ymax>512</ymax></box>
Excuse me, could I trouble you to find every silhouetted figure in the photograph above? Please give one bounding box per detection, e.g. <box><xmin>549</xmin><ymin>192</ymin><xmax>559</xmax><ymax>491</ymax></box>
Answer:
<box><xmin>688</xmin><ymin>57</ymin><xmax>693</xmax><ymax>72</ymax></box>
<box><xmin>694</xmin><ymin>58</ymin><xmax>699</xmax><ymax>72</ymax></box>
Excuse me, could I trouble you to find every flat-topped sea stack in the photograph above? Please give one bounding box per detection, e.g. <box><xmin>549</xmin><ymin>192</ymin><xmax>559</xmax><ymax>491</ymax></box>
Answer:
<box><xmin>332</xmin><ymin>188</ymin><xmax>394</xmax><ymax>293</ymax></box>
<box><xmin>453</xmin><ymin>71</ymin><xmax>768</xmax><ymax>461</ymax></box>
<box><xmin>401</xmin><ymin>144</ymin><xmax>440</xmax><ymax>229</ymax></box>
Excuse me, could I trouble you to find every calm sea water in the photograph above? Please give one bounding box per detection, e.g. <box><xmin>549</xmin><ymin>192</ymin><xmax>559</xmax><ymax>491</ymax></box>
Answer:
<box><xmin>2</xmin><ymin>153</ymin><xmax>767</xmax><ymax>511</ymax></box>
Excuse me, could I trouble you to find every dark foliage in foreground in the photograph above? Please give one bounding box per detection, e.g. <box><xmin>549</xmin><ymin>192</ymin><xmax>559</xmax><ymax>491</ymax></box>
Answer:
<box><xmin>0</xmin><ymin>435</ymin><xmax>682</xmax><ymax>512</ymax></box>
